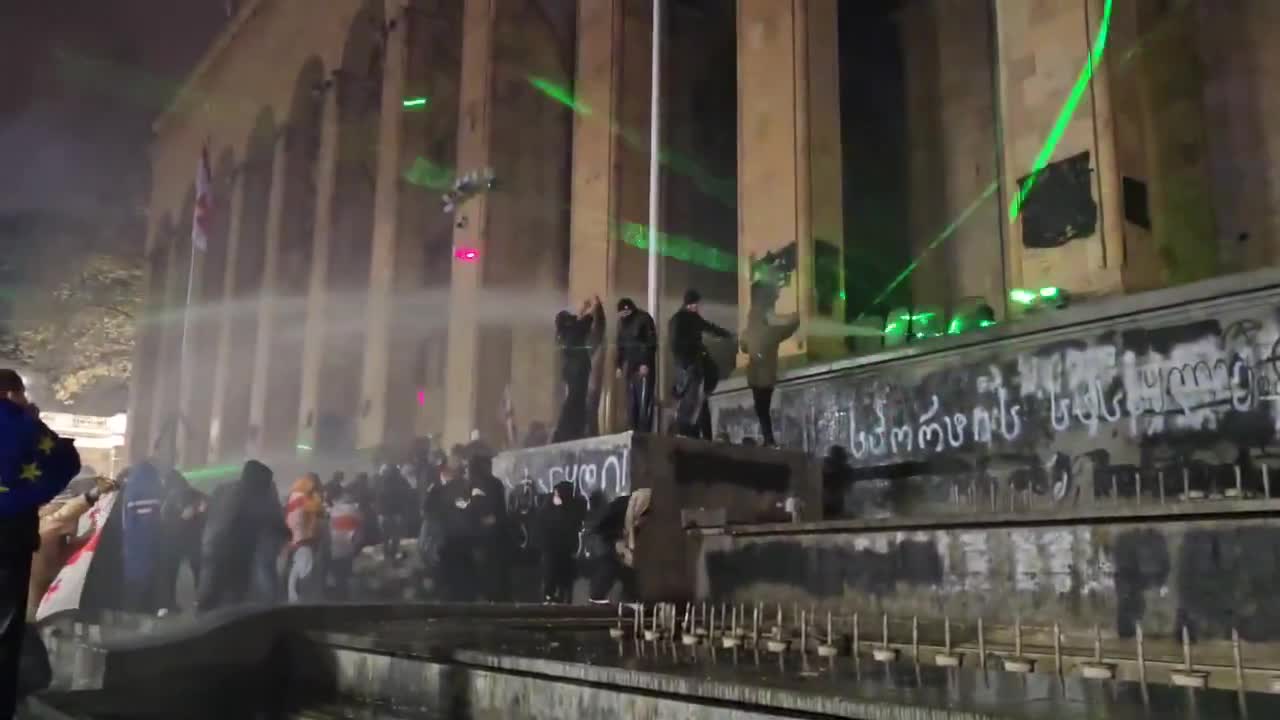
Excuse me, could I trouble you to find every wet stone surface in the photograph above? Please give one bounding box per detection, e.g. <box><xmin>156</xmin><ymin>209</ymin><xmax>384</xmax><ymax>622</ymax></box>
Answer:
<box><xmin>320</xmin><ymin>621</ymin><xmax>1280</xmax><ymax>720</ymax></box>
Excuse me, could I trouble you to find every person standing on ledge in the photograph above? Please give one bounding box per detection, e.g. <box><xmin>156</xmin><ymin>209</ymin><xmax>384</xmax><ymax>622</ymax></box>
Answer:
<box><xmin>0</xmin><ymin>369</ymin><xmax>81</xmax><ymax>718</ymax></box>
<box><xmin>553</xmin><ymin>299</ymin><xmax>597</xmax><ymax>442</ymax></box>
<box><xmin>739</xmin><ymin>282</ymin><xmax>799</xmax><ymax>447</ymax></box>
<box><xmin>669</xmin><ymin>290</ymin><xmax>731</xmax><ymax>438</ymax></box>
<box><xmin>614</xmin><ymin>298</ymin><xmax>657</xmax><ymax>432</ymax></box>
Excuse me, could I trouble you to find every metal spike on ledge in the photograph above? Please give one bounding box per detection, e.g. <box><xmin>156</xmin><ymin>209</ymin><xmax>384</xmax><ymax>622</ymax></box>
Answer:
<box><xmin>609</xmin><ymin>602</ymin><xmax>626</xmax><ymax>640</ymax></box>
<box><xmin>872</xmin><ymin>613</ymin><xmax>898</xmax><ymax>663</ymax></box>
<box><xmin>722</xmin><ymin>605</ymin><xmax>741</xmax><ymax>649</ymax></box>
<box><xmin>935</xmin><ymin>614</ymin><xmax>961</xmax><ymax>667</ymax></box>
<box><xmin>817</xmin><ymin>611</ymin><xmax>839</xmax><ymax>658</ymax></box>
<box><xmin>1002</xmin><ymin>617</ymin><xmax>1035</xmax><ymax>674</ymax></box>
<box><xmin>1080</xmin><ymin>624</ymin><xmax>1116</xmax><ymax>680</ymax></box>
<box><xmin>1170</xmin><ymin>625</ymin><xmax>1209</xmax><ymax>689</ymax></box>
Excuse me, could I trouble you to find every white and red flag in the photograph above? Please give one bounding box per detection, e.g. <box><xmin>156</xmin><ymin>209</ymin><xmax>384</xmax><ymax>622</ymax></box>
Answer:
<box><xmin>192</xmin><ymin>144</ymin><xmax>213</xmax><ymax>251</ymax></box>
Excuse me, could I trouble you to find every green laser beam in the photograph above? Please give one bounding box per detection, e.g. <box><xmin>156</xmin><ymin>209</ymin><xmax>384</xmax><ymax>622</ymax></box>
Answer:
<box><xmin>855</xmin><ymin>181</ymin><xmax>999</xmax><ymax>320</ymax></box>
<box><xmin>528</xmin><ymin>77</ymin><xmax>592</xmax><ymax>116</ymax></box>
<box><xmin>1008</xmin><ymin>0</ymin><xmax>1114</xmax><ymax>221</ymax></box>
<box><xmin>526</xmin><ymin>76</ymin><xmax>736</xmax><ymax>207</ymax></box>
<box><xmin>402</xmin><ymin>96</ymin><xmax>430</xmax><ymax>109</ymax></box>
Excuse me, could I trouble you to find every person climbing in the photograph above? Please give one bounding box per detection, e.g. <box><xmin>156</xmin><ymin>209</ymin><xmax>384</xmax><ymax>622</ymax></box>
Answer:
<box><xmin>615</xmin><ymin>298</ymin><xmax>657</xmax><ymax>432</ymax></box>
<box><xmin>669</xmin><ymin>290</ymin><xmax>731</xmax><ymax>438</ymax></box>
<box><xmin>739</xmin><ymin>282</ymin><xmax>799</xmax><ymax>447</ymax></box>
<box><xmin>586</xmin><ymin>489</ymin><xmax>652</xmax><ymax>604</ymax></box>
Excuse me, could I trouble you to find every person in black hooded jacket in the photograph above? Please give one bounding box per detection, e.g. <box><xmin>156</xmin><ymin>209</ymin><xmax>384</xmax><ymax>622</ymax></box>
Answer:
<box><xmin>464</xmin><ymin>452</ymin><xmax>510</xmax><ymax>601</ymax></box>
<box><xmin>553</xmin><ymin>300</ymin><xmax>597</xmax><ymax>443</ymax></box>
<box><xmin>668</xmin><ymin>289</ymin><xmax>731</xmax><ymax>438</ymax></box>
<box><xmin>615</xmin><ymin>298</ymin><xmax>657</xmax><ymax>432</ymax></box>
<box><xmin>538</xmin><ymin>481</ymin><xmax>582</xmax><ymax>603</ymax></box>
<box><xmin>197</xmin><ymin>460</ymin><xmax>288</xmax><ymax>611</ymax></box>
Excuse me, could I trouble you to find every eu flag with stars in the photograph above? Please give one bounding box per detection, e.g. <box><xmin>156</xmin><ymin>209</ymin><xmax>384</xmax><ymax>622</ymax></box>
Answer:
<box><xmin>0</xmin><ymin>401</ymin><xmax>81</xmax><ymax>517</ymax></box>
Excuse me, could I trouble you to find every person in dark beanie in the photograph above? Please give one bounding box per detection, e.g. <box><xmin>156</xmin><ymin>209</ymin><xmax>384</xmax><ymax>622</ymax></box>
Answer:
<box><xmin>614</xmin><ymin>298</ymin><xmax>658</xmax><ymax>432</ymax></box>
<box><xmin>0</xmin><ymin>369</ymin><xmax>81</xmax><ymax>717</ymax></box>
<box><xmin>668</xmin><ymin>290</ymin><xmax>731</xmax><ymax>438</ymax></box>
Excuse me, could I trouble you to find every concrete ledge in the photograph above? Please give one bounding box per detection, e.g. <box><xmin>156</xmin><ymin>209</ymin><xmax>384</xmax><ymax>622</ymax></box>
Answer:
<box><xmin>316</xmin><ymin>631</ymin><xmax>1280</xmax><ymax>720</ymax></box>
<box><xmin>710</xmin><ymin>497</ymin><xmax>1280</xmax><ymax>537</ymax></box>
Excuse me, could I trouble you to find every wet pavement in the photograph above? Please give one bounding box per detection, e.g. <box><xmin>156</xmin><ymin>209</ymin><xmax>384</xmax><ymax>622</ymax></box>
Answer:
<box><xmin>36</xmin><ymin>605</ymin><xmax>1280</xmax><ymax>719</ymax></box>
<box><xmin>321</xmin><ymin>620</ymin><xmax>1280</xmax><ymax>719</ymax></box>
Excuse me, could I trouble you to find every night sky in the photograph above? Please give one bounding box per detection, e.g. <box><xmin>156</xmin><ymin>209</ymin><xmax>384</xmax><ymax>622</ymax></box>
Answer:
<box><xmin>0</xmin><ymin>0</ymin><xmax>224</xmax><ymax>224</ymax></box>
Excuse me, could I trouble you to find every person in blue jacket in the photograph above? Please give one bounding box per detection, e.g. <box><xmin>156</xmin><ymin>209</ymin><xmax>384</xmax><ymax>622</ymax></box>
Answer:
<box><xmin>0</xmin><ymin>369</ymin><xmax>81</xmax><ymax>718</ymax></box>
<box><xmin>121</xmin><ymin>462</ymin><xmax>165</xmax><ymax>613</ymax></box>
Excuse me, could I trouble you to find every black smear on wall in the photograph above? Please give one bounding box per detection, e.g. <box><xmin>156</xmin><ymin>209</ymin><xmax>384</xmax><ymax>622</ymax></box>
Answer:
<box><xmin>705</xmin><ymin>539</ymin><xmax>943</xmax><ymax>599</ymax></box>
<box><xmin>1019</xmin><ymin>151</ymin><xmax>1097</xmax><ymax>249</ymax></box>
<box><xmin>1113</xmin><ymin>529</ymin><xmax>1171</xmax><ymax>638</ymax></box>
<box><xmin>673</xmin><ymin>449</ymin><xmax>790</xmax><ymax>494</ymax></box>
<box><xmin>1176</xmin><ymin>527</ymin><xmax>1280</xmax><ymax>642</ymax></box>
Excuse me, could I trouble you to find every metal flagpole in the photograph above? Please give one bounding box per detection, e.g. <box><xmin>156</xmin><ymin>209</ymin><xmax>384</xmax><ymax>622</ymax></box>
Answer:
<box><xmin>176</xmin><ymin>230</ymin><xmax>198</xmax><ymax>466</ymax></box>
<box><xmin>646</xmin><ymin>0</ymin><xmax>663</xmax><ymax>433</ymax></box>
<box><xmin>176</xmin><ymin>145</ymin><xmax>208</xmax><ymax>466</ymax></box>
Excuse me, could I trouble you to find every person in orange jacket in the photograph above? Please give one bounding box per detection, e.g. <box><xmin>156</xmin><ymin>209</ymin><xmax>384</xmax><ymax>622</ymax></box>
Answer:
<box><xmin>284</xmin><ymin>473</ymin><xmax>324</xmax><ymax>602</ymax></box>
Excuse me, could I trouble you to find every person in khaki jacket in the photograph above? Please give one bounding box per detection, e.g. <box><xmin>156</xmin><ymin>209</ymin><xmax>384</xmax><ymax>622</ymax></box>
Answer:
<box><xmin>28</xmin><ymin>476</ymin><xmax>118</xmax><ymax>619</ymax></box>
<box><xmin>738</xmin><ymin>282</ymin><xmax>799</xmax><ymax>447</ymax></box>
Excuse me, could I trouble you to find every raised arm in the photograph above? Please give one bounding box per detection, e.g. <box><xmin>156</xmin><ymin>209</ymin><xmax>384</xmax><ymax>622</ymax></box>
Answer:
<box><xmin>700</xmin><ymin>315</ymin><xmax>732</xmax><ymax>339</ymax></box>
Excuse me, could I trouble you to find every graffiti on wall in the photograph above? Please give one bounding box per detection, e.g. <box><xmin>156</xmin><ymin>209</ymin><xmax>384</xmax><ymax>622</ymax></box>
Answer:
<box><xmin>493</xmin><ymin>436</ymin><xmax>631</xmax><ymax>502</ymax></box>
<box><xmin>713</xmin><ymin>307</ymin><xmax>1280</xmax><ymax>510</ymax></box>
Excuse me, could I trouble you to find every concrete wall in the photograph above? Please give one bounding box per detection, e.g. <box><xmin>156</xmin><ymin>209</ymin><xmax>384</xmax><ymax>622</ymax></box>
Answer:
<box><xmin>493</xmin><ymin>433</ymin><xmax>821</xmax><ymax>600</ymax></box>
<box><xmin>714</xmin><ymin>275</ymin><xmax>1280</xmax><ymax>520</ymax></box>
<box><xmin>696</xmin><ymin>511</ymin><xmax>1280</xmax><ymax>642</ymax></box>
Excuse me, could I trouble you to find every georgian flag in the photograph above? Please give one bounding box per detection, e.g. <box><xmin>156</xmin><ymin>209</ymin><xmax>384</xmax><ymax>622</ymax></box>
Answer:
<box><xmin>192</xmin><ymin>145</ymin><xmax>212</xmax><ymax>251</ymax></box>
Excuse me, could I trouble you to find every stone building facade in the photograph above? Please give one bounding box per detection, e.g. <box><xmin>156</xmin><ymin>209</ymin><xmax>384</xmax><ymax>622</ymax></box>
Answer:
<box><xmin>130</xmin><ymin>0</ymin><xmax>1280</xmax><ymax>468</ymax></box>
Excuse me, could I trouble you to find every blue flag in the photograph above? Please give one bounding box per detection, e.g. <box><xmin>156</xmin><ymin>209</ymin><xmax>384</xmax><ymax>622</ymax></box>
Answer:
<box><xmin>0</xmin><ymin>401</ymin><xmax>81</xmax><ymax>517</ymax></box>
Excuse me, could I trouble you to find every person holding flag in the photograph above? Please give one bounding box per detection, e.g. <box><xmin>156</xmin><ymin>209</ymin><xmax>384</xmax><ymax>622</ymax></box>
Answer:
<box><xmin>0</xmin><ymin>369</ymin><xmax>81</xmax><ymax>717</ymax></box>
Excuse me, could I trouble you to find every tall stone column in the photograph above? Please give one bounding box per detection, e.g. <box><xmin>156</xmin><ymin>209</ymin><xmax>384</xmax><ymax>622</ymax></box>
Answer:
<box><xmin>357</xmin><ymin>0</ymin><xmax>409</xmax><ymax>452</ymax></box>
<box><xmin>568</xmin><ymin>0</ymin><xmax>653</xmax><ymax>434</ymax></box>
<box><xmin>442</xmin><ymin>0</ymin><xmax>496</xmax><ymax>447</ymax></box>
<box><xmin>994</xmin><ymin>0</ymin><xmax>1125</xmax><ymax>302</ymax></box>
<box><xmin>205</xmin><ymin>170</ymin><xmax>246</xmax><ymax>463</ymax></box>
<box><xmin>247</xmin><ymin>133</ymin><xmax>290</xmax><ymax>454</ymax></box>
<box><xmin>736</xmin><ymin>0</ymin><xmax>844</xmax><ymax>360</ymax></box>
<box><xmin>898</xmin><ymin>0</ymin><xmax>1005</xmax><ymax>314</ymax></box>
<box><xmin>126</xmin><ymin>228</ymin><xmax>165</xmax><ymax>458</ymax></box>
<box><xmin>147</xmin><ymin>237</ymin><xmax>183</xmax><ymax>452</ymax></box>
<box><xmin>296</xmin><ymin>79</ymin><xmax>342</xmax><ymax>455</ymax></box>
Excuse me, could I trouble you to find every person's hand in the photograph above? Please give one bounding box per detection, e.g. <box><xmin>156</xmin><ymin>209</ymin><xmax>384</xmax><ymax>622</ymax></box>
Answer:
<box><xmin>615</xmin><ymin>368</ymin><xmax>623</xmax><ymax>379</ymax></box>
<box><xmin>637</xmin><ymin>365</ymin><xmax>649</xmax><ymax>377</ymax></box>
<box><xmin>95</xmin><ymin>475</ymin><xmax>121</xmax><ymax>495</ymax></box>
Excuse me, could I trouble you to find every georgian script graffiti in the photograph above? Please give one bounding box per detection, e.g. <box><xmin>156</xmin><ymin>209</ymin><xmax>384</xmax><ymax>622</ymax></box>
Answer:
<box><xmin>849</xmin><ymin>386</ymin><xmax>1023</xmax><ymax>461</ymax></box>
<box><xmin>498</xmin><ymin>447</ymin><xmax>631</xmax><ymax>500</ymax></box>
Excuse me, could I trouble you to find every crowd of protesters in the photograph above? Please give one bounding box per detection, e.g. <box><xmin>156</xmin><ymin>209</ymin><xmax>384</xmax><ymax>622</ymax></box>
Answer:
<box><xmin>88</xmin><ymin>438</ymin><xmax>653</xmax><ymax>618</ymax></box>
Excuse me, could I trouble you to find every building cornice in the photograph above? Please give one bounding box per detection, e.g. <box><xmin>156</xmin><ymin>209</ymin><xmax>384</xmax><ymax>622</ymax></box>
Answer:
<box><xmin>152</xmin><ymin>0</ymin><xmax>270</xmax><ymax>136</ymax></box>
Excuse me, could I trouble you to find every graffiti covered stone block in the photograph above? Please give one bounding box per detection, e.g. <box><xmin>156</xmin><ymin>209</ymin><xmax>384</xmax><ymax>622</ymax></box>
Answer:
<box><xmin>712</xmin><ymin>290</ymin><xmax>1280</xmax><ymax>519</ymax></box>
